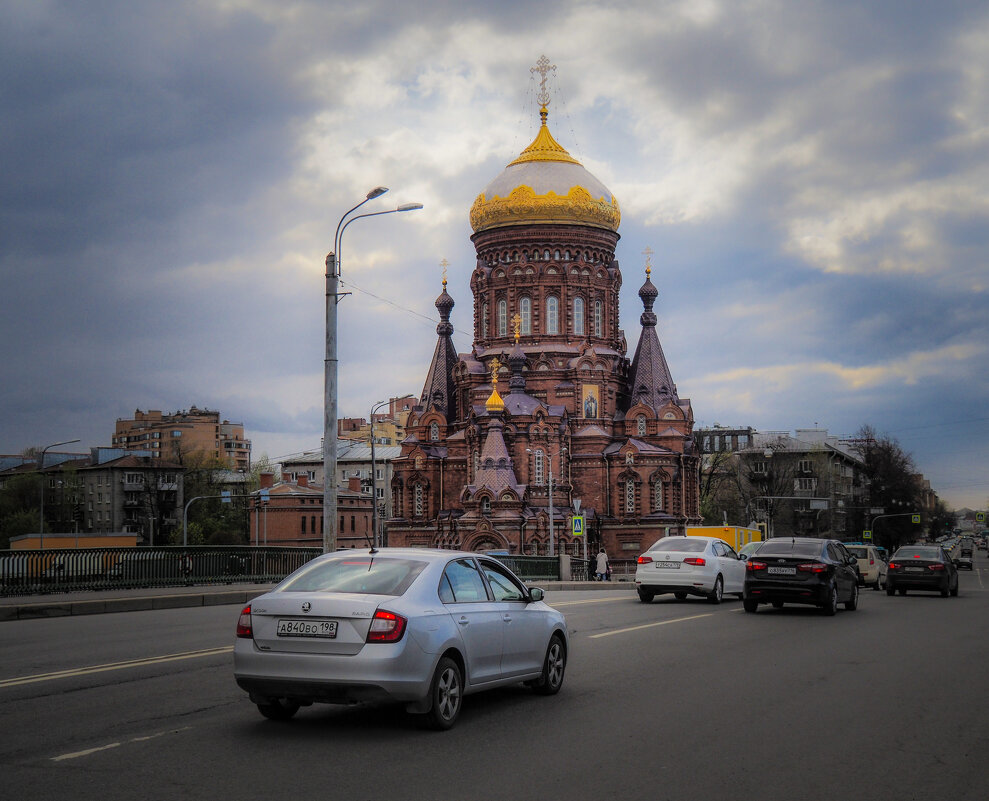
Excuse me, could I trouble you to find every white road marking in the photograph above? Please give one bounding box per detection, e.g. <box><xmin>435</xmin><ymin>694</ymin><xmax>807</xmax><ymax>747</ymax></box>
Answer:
<box><xmin>589</xmin><ymin>612</ymin><xmax>714</xmax><ymax>638</ymax></box>
<box><xmin>52</xmin><ymin>727</ymin><xmax>192</xmax><ymax>762</ymax></box>
<box><xmin>0</xmin><ymin>647</ymin><xmax>233</xmax><ymax>688</ymax></box>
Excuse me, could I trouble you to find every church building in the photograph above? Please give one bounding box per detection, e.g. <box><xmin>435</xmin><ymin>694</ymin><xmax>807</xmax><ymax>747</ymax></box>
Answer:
<box><xmin>387</xmin><ymin>71</ymin><xmax>701</xmax><ymax>560</ymax></box>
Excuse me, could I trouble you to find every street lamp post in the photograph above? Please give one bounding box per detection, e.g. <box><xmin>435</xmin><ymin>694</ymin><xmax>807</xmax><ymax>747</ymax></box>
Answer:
<box><xmin>38</xmin><ymin>438</ymin><xmax>80</xmax><ymax>550</ymax></box>
<box><xmin>369</xmin><ymin>395</ymin><xmax>412</xmax><ymax>548</ymax></box>
<box><xmin>324</xmin><ymin>190</ymin><xmax>422</xmax><ymax>553</ymax></box>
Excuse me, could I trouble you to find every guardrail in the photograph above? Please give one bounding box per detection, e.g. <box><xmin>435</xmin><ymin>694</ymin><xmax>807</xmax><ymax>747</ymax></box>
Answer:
<box><xmin>0</xmin><ymin>547</ymin><xmax>596</xmax><ymax>597</ymax></box>
<box><xmin>0</xmin><ymin>546</ymin><xmax>321</xmax><ymax>597</ymax></box>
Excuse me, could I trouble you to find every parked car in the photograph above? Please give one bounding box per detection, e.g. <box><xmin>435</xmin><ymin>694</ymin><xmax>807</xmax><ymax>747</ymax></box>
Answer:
<box><xmin>886</xmin><ymin>546</ymin><xmax>959</xmax><ymax>596</ymax></box>
<box><xmin>233</xmin><ymin>548</ymin><xmax>568</xmax><ymax>730</ymax></box>
<box><xmin>742</xmin><ymin>537</ymin><xmax>859</xmax><ymax>615</ymax></box>
<box><xmin>634</xmin><ymin>535</ymin><xmax>744</xmax><ymax>603</ymax></box>
<box><xmin>846</xmin><ymin>544</ymin><xmax>888</xmax><ymax>589</ymax></box>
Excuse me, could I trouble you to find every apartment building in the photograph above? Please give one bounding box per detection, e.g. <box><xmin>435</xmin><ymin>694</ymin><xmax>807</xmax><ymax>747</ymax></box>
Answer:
<box><xmin>112</xmin><ymin>406</ymin><xmax>251</xmax><ymax>470</ymax></box>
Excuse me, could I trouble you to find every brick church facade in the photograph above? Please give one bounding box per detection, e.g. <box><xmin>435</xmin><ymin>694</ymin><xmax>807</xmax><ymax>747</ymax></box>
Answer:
<box><xmin>387</xmin><ymin>94</ymin><xmax>700</xmax><ymax>560</ymax></box>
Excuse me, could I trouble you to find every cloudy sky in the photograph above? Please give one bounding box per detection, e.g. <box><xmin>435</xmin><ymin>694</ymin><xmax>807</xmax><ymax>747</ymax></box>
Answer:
<box><xmin>2</xmin><ymin>0</ymin><xmax>987</xmax><ymax>510</ymax></box>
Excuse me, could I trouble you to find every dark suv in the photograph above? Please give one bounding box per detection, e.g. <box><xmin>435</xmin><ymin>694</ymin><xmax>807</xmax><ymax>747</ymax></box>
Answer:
<box><xmin>743</xmin><ymin>537</ymin><xmax>859</xmax><ymax>615</ymax></box>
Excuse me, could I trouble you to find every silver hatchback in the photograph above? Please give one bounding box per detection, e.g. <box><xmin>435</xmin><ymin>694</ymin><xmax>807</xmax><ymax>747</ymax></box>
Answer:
<box><xmin>234</xmin><ymin>548</ymin><xmax>568</xmax><ymax>729</ymax></box>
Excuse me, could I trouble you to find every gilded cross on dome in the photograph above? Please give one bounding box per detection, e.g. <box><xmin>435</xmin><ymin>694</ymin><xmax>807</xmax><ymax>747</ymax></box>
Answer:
<box><xmin>642</xmin><ymin>246</ymin><xmax>654</xmax><ymax>276</ymax></box>
<box><xmin>531</xmin><ymin>55</ymin><xmax>556</xmax><ymax>111</ymax></box>
<box><xmin>490</xmin><ymin>357</ymin><xmax>501</xmax><ymax>388</ymax></box>
<box><xmin>511</xmin><ymin>312</ymin><xmax>522</xmax><ymax>342</ymax></box>
<box><xmin>440</xmin><ymin>258</ymin><xmax>449</xmax><ymax>287</ymax></box>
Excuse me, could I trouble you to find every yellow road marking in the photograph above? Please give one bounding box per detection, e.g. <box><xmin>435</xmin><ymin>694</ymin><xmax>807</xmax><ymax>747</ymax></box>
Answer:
<box><xmin>589</xmin><ymin>612</ymin><xmax>714</xmax><ymax>638</ymax></box>
<box><xmin>0</xmin><ymin>647</ymin><xmax>233</xmax><ymax>688</ymax></box>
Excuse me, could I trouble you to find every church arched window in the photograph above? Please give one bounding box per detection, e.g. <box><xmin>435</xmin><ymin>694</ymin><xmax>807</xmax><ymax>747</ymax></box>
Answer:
<box><xmin>625</xmin><ymin>480</ymin><xmax>636</xmax><ymax>515</ymax></box>
<box><xmin>546</xmin><ymin>296</ymin><xmax>559</xmax><ymax>334</ymax></box>
<box><xmin>594</xmin><ymin>300</ymin><xmax>603</xmax><ymax>337</ymax></box>
<box><xmin>429</xmin><ymin>422</ymin><xmax>439</xmax><ymax>441</ymax></box>
<box><xmin>654</xmin><ymin>479</ymin><xmax>664</xmax><ymax>512</ymax></box>
<box><xmin>481</xmin><ymin>496</ymin><xmax>491</xmax><ymax>514</ymax></box>
<box><xmin>414</xmin><ymin>484</ymin><xmax>424</xmax><ymax>517</ymax></box>
<box><xmin>637</xmin><ymin>415</ymin><xmax>646</xmax><ymax>436</ymax></box>
<box><xmin>573</xmin><ymin>297</ymin><xmax>585</xmax><ymax>335</ymax></box>
<box><xmin>519</xmin><ymin>296</ymin><xmax>531</xmax><ymax>335</ymax></box>
<box><xmin>534</xmin><ymin>449</ymin><xmax>545</xmax><ymax>485</ymax></box>
<box><xmin>497</xmin><ymin>299</ymin><xmax>507</xmax><ymax>337</ymax></box>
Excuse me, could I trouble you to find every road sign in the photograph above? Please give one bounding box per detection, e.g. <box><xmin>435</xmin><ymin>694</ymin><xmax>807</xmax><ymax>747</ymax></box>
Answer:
<box><xmin>572</xmin><ymin>515</ymin><xmax>585</xmax><ymax>536</ymax></box>
<box><xmin>911</xmin><ymin>514</ymin><xmax>920</xmax><ymax>524</ymax></box>
<box><xmin>977</xmin><ymin>512</ymin><xmax>985</xmax><ymax>523</ymax></box>
<box><xmin>863</xmin><ymin>530</ymin><xmax>872</xmax><ymax>540</ymax></box>
<box><xmin>221</xmin><ymin>490</ymin><xmax>232</xmax><ymax>504</ymax></box>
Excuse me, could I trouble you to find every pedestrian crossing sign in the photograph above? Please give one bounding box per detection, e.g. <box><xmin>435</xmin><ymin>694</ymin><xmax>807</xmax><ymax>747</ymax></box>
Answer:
<box><xmin>863</xmin><ymin>530</ymin><xmax>872</xmax><ymax>540</ymax></box>
<box><xmin>572</xmin><ymin>515</ymin><xmax>584</xmax><ymax>536</ymax></box>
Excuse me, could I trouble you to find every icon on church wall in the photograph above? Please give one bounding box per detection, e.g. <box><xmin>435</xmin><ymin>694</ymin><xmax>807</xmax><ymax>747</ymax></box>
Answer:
<box><xmin>582</xmin><ymin>385</ymin><xmax>599</xmax><ymax>418</ymax></box>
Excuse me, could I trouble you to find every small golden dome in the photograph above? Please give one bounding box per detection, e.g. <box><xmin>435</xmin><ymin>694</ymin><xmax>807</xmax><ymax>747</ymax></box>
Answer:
<box><xmin>470</xmin><ymin>108</ymin><xmax>621</xmax><ymax>234</ymax></box>
<box><xmin>485</xmin><ymin>387</ymin><xmax>505</xmax><ymax>413</ymax></box>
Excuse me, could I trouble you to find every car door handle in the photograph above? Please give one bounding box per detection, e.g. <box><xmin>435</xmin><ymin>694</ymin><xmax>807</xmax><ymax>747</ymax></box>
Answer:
<box><xmin>458</xmin><ymin>616</ymin><xmax>469</xmax><ymax>626</ymax></box>
<box><xmin>502</xmin><ymin>614</ymin><xmax>512</xmax><ymax>623</ymax></box>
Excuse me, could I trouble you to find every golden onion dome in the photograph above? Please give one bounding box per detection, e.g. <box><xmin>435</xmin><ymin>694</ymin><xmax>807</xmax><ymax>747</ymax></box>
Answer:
<box><xmin>470</xmin><ymin>107</ymin><xmax>621</xmax><ymax>234</ymax></box>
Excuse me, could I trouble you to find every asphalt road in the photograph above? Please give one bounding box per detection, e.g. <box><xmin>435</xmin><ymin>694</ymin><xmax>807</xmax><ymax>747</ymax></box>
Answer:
<box><xmin>1</xmin><ymin>555</ymin><xmax>987</xmax><ymax>801</ymax></box>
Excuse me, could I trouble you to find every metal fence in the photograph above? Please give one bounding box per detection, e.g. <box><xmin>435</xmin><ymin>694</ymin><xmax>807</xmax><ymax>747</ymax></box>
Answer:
<box><xmin>1</xmin><ymin>547</ymin><xmax>600</xmax><ymax>597</ymax></box>
<box><xmin>0</xmin><ymin>546</ymin><xmax>320</xmax><ymax>597</ymax></box>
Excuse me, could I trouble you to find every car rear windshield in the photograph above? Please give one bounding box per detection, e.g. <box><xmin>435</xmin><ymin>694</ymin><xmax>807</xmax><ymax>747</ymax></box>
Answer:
<box><xmin>846</xmin><ymin>547</ymin><xmax>868</xmax><ymax>558</ymax></box>
<box><xmin>755</xmin><ymin>541</ymin><xmax>823</xmax><ymax>558</ymax></box>
<box><xmin>892</xmin><ymin>548</ymin><xmax>940</xmax><ymax>560</ymax></box>
<box><xmin>649</xmin><ymin>538</ymin><xmax>706</xmax><ymax>553</ymax></box>
<box><xmin>279</xmin><ymin>557</ymin><xmax>428</xmax><ymax>596</ymax></box>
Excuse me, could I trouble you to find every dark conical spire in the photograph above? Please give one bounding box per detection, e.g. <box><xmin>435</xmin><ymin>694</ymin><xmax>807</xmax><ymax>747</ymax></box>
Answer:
<box><xmin>627</xmin><ymin>259</ymin><xmax>678</xmax><ymax>411</ymax></box>
<box><xmin>420</xmin><ymin>266</ymin><xmax>459</xmax><ymax>421</ymax></box>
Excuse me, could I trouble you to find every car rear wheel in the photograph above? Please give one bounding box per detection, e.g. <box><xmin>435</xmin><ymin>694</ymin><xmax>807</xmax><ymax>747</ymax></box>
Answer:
<box><xmin>845</xmin><ymin>583</ymin><xmax>859</xmax><ymax>611</ymax></box>
<box><xmin>637</xmin><ymin>588</ymin><xmax>654</xmax><ymax>603</ymax></box>
<box><xmin>743</xmin><ymin>599</ymin><xmax>758</xmax><ymax>613</ymax></box>
<box><xmin>822</xmin><ymin>584</ymin><xmax>838</xmax><ymax>616</ymax></box>
<box><xmin>707</xmin><ymin>576</ymin><xmax>724</xmax><ymax>604</ymax></box>
<box><xmin>256</xmin><ymin>698</ymin><xmax>300</xmax><ymax>721</ymax></box>
<box><xmin>950</xmin><ymin>580</ymin><xmax>959</xmax><ymax>597</ymax></box>
<box><xmin>886</xmin><ymin>584</ymin><xmax>895</xmax><ymax>596</ymax></box>
<box><xmin>873</xmin><ymin>576</ymin><xmax>883</xmax><ymax>590</ymax></box>
<box><xmin>423</xmin><ymin>657</ymin><xmax>462</xmax><ymax>731</ymax></box>
<box><xmin>771</xmin><ymin>601</ymin><xmax>784</xmax><ymax>608</ymax></box>
<box><xmin>674</xmin><ymin>591</ymin><xmax>688</xmax><ymax>600</ymax></box>
<box><xmin>898</xmin><ymin>588</ymin><xmax>907</xmax><ymax>595</ymax></box>
<box><xmin>532</xmin><ymin>635</ymin><xmax>567</xmax><ymax>696</ymax></box>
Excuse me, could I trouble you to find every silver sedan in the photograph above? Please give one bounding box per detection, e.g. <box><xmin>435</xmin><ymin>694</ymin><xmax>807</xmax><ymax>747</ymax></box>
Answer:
<box><xmin>234</xmin><ymin>548</ymin><xmax>568</xmax><ymax>729</ymax></box>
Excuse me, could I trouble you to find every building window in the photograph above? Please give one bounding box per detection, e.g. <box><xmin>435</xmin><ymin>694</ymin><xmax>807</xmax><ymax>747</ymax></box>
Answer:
<box><xmin>311</xmin><ymin>516</ymin><xmax>316</xmax><ymax>534</ymax></box>
<box><xmin>546</xmin><ymin>296</ymin><xmax>559</xmax><ymax>334</ymax></box>
<box><xmin>796</xmin><ymin>478</ymin><xmax>816</xmax><ymax>491</ymax></box>
<box><xmin>798</xmin><ymin>459</ymin><xmax>812</xmax><ymax>473</ymax></box>
<box><xmin>573</xmin><ymin>297</ymin><xmax>584</xmax><ymax>335</ymax></box>
<box><xmin>351</xmin><ymin>515</ymin><xmax>356</xmax><ymax>531</ymax></box>
<box><xmin>497</xmin><ymin>299</ymin><xmax>508</xmax><ymax>337</ymax></box>
<box><xmin>594</xmin><ymin>300</ymin><xmax>602</xmax><ymax>337</ymax></box>
<box><xmin>473</xmin><ymin>450</ymin><xmax>479</xmax><ymax>478</ymax></box>
<box><xmin>636</xmin><ymin>415</ymin><xmax>646</xmax><ymax>436</ymax></box>
<box><xmin>414</xmin><ymin>484</ymin><xmax>424</xmax><ymax>517</ymax></box>
<box><xmin>481</xmin><ymin>497</ymin><xmax>491</xmax><ymax>514</ymax></box>
<box><xmin>301</xmin><ymin>516</ymin><xmax>306</xmax><ymax>534</ymax></box>
<box><xmin>752</xmin><ymin>461</ymin><xmax>767</xmax><ymax>474</ymax></box>
<box><xmin>482</xmin><ymin>302</ymin><xmax>489</xmax><ymax>337</ymax></box>
<box><xmin>429</xmin><ymin>422</ymin><xmax>439</xmax><ymax>441</ymax></box>
<box><xmin>534</xmin><ymin>449</ymin><xmax>545</xmax><ymax>485</ymax></box>
<box><xmin>625</xmin><ymin>480</ymin><xmax>635</xmax><ymax>514</ymax></box>
<box><xmin>654</xmin><ymin>480</ymin><xmax>664</xmax><ymax>512</ymax></box>
<box><xmin>519</xmin><ymin>296</ymin><xmax>531</xmax><ymax>335</ymax></box>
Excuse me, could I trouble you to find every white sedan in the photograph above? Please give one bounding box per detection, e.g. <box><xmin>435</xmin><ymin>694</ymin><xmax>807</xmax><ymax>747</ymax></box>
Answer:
<box><xmin>634</xmin><ymin>536</ymin><xmax>745</xmax><ymax>603</ymax></box>
<box><xmin>234</xmin><ymin>548</ymin><xmax>568</xmax><ymax>730</ymax></box>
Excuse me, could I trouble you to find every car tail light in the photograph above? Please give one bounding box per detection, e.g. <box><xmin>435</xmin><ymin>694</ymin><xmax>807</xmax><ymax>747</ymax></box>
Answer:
<box><xmin>367</xmin><ymin>609</ymin><xmax>407</xmax><ymax>643</ymax></box>
<box><xmin>746</xmin><ymin>560</ymin><xmax>767</xmax><ymax>572</ymax></box>
<box><xmin>929</xmin><ymin>564</ymin><xmax>945</xmax><ymax>572</ymax></box>
<box><xmin>683</xmin><ymin>557</ymin><xmax>706</xmax><ymax>566</ymax></box>
<box><xmin>637</xmin><ymin>555</ymin><xmax>653</xmax><ymax>564</ymax></box>
<box><xmin>869</xmin><ymin>558</ymin><xmax>875</xmax><ymax>565</ymax></box>
<box><xmin>888</xmin><ymin>561</ymin><xmax>900</xmax><ymax>570</ymax></box>
<box><xmin>797</xmin><ymin>562</ymin><xmax>828</xmax><ymax>573</ymax></box>
<box><xmin>236</xmin><ymin>605</ymin><xmax>252</xmax><ymax>638</ymax></box>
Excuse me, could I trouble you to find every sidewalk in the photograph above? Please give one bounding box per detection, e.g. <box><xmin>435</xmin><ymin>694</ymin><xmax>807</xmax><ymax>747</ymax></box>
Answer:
<box><xmin>0</xmin><ymin>579</ymin><xmax>635</xmax><ymax>622</ymax></box>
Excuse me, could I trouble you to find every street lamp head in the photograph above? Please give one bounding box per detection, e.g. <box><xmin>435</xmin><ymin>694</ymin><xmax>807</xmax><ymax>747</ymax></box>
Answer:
<box><xmin>366</xmin><ymin>186</ymin><xmax>388</xmax><ymax>199</ymax></box>
<box><xmin>397</xmin><ymin>202</ymin><xmax>424</xmax><ymax>212</ymax></box>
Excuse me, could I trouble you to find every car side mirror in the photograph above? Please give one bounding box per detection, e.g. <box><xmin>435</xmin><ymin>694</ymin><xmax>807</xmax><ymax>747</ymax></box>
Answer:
<box><xmin>529</xmin><ymin>587</ymin><xmax>545</xmax><ymax>602</ymax></box>
<box><xmin>738</xmin><ymin>554</ymin><xmax>748</xmax><ymax>561</ymax></box>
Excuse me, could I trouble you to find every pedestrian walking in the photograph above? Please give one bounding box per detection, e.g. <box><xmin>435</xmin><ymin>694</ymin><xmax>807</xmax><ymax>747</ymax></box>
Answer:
<box><xmin>595</xmin><ymin>548</ymin><xmax>609</xmax><ymax>581</ymax></box>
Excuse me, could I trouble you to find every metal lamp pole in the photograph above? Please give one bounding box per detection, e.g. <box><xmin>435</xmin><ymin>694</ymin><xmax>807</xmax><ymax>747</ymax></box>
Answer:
<box><xmin>369</xmin><ymin>398</ymin><xmax>388</xmax><ymax>548</ymax></box>
<box><xmin>324</xmin><ymin>192</ymin><xmax>422</xmax><ymax>553</ymax></box>
<box><xmin>38</xmin><ymin>438</ymin><xmax>80</xmax><ymax>549</ymax></box>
